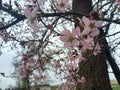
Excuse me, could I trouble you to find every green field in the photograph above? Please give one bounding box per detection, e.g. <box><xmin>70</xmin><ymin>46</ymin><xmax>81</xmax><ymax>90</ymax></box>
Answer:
<box><xmin>51</xmin><ymin>85</ymin><xmax>120</xmax><ymax>90</ymax></box>
<box><xmin>112</xmin><ymin>84</ymin><xmax>120</xmax><ymax>90</ymax></box>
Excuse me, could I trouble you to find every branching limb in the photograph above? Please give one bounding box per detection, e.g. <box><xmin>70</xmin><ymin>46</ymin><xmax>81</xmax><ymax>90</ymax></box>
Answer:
<box><xmin>100</xmin><ymin>29</ymin><xmax>120</xmax><ymax>84</ymax></box>
<box><xmin>0</xmin><ymin>1</ymin><xmax>120</xmax><ymax>30</ymax></box>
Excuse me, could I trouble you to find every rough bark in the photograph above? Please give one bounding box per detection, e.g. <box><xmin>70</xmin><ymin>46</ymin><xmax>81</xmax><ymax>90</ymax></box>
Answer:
<box><xmin>72</xmin><ymin>0</ymin><xmax>112</xmax><ymax>90</ymax></box>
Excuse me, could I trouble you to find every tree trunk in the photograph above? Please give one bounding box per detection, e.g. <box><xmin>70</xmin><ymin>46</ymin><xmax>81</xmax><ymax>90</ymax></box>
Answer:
<box><xmin>72</xmin><ymin>0</ymin><xmax>112</xmax><ymax>90</ymax></box>
<box><xmin>22</xmin><ymin>75</ymin><xmax>30</xmax><ymax>90</ymax></box>
<box><xmin>26</xmin><ymin>75</ymin><xmax>30</xmax><ymax>90</ymax></box>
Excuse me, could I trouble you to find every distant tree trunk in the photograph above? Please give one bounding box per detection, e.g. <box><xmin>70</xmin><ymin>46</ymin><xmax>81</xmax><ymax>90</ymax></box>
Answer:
<box><xmin>22</xmin><ymin>75</ymin><xmax>30</xmax><ymax>90</ymax></box>
<box><xmin>72</xmin><ymin>0</ymin><xmax>112</xmax><ymax>90</ymax></box>
<box><xmin>26</xmin><ymin>75</ymin><xmax>30</xmax><ymax>90</ymax></box>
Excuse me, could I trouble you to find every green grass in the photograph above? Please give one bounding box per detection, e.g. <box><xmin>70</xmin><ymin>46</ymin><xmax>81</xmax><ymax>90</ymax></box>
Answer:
<box><xmin>51</xmin><ymin>84</ymin><xmax>120</xmax><ymax>90</ymax></box>
<box><xmin>112</xmin><ymin>84</ymin><xmax>120</xmax><ymax>90</ymax></box>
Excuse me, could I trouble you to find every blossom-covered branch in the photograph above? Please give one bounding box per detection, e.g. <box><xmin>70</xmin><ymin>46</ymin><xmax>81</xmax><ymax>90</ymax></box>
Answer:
<box><xmin>0</xmin><ymin>0</ymin><xmax>120</xmax><ymax>30</ymax></box>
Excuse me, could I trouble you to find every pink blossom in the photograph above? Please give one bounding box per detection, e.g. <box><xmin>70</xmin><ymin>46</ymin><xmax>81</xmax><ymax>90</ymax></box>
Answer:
<box><xmin>68</xmin><ymin>50</ymin><xmax>78</xmax><ymax>62</ymax></box>
<box><xmin>72</xmin><ymin>26</ymin><xmax>81</xmax><ymax>38</ymax></box>
<box><xmin>24</xmin><ymin>5</ymin><xmax>40</xmax><ymax>33</ymax></box>
<box><xmin>79</xmin><ymin>51</ymin><xmax>86</xmax><ymax>62</ymax></box>
<box><xmin>18</xmin><ymin>64</ymin><xmax>33</xmax><ymax>76</ymax></box>
<box><xmin>82</xmin><ymin>16</ymin><xmax>102</xmax><ymax>28</ymax></box>
<box><xmin>34</xmin><ymin>75</ymin><xmax>47</xmax><ymax>83</ymax></box>
<box><xmin>0</xmin><ymin>31</ymin><xmax>10</xmax><ymax>43</ymax></box>
<box><xmin>116</xmin><ymin>0</ymin><xmax>120</xmax><ymax>4</ymax></box>
<box><xmin>89</xmin><ymin>28</ymin><xmax>100</xmax><ymax>37</ymax></box>
<box><xmin>82</xmin><ymin>16</ymin><xmax>91</xmax><ymax>26</ymax></box>
<box><xmin>31</xmin><ymin>20</ymin><xmax>39</xmax><ymax>33</ymax></box>
<box><xmin>81</xmin><ymin>37</ymin><xmax>94</xmax><ymax>52</ymax></box>
<box><xmin>93</xmin><ymin>43</ymin><xmax>101</xmax><ymax>55</ymax></box>
<box><xmin>56</xmin><ymin>0</ymin><xmax>70</xmax><ymax>12</ymax></box>
<box><xmin>31</xmin><ymin>5</ymin><xmax>39</xmax><ymax>19</ymax></box>
<box><xmin>89</xmin><ymin>11</ymin><xmax>100</xmax><ymax>20</ymax></box>
<box><xmin>24</xmin><ymin>5</ymin><xmax>32</xmax><ymax>19</ymax></box>
<box><xmin>94</xmin><ymin>21</ymin><xmax>103</xmax><ymax>28</ymax></box>
<box><xmin>68</xmin><ymin>54</ymin><xmax>76</xmax><ymax>62</ymax></box>
<box><xmin>81</xmin><ymin>27</ymin><xmax>90</xmax><ymax>36</ymax></box>
<box><xmin>34</xmin><ymin>75</ymin><xmax>40</xmax><ymax>82</ymax></box>
<box><xmin>53</xmin><ymin>61</ymin><xmax>61</xmax><ymax>72</ymax></box>
<box><xmin>1</xmin><ymin>35</ymin><xmax>10</xmax><ymax>43</ymax></box>
<box><xmin>24</xmin><ymin>5</ymin><xmax>38</xmax><ymax>22</ymax></box>
<box><xmin>79</xmin><ymin>76</ymin><xmax>86</xmax><ymax>84</ymax></box>
<box><xmin>60</xmin><ymin>30</ymin><xmax>78</xmax><ymax>48</ymax></box>
<box><xmin>36</xmin><ymin>59</ymin><xmax>41</xmax><ymax>68</ymax></box>
<box><xmin>18</xmin><ymin>66</ymin><xmax>28</xmax><ymax>76</ymax></box>
<box><xmin>73</xmin><ymin>26</ymin><xmax>90</xmax><ymax>39</ymax></box>
<box><xmin>67</xmin><ymin>78</ymin><xmax>76</xmax><ymax>85</ymax></box>
<box><xmin>80</xmin><ymin>27</ymin><xmax>91</xmax><ymax>39</ymax></box>
<box><xmin>82</xmin><ymin>16</ymin><xmax>102</xmax><ymax>37</ymax></box>
<box><xmin>26</xmin><ymin>62</ymin><xmax>33</xmax><ymax>69</ymax></box>
<box><xmin>66</xmin><ymin>63</ymin><xmax>78</xmax><ymax>71</ymax></box>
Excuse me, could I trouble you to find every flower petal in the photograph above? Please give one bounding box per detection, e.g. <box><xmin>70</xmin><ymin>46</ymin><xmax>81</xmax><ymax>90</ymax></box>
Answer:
<box><xmin>82</xmin><ymin>16</ymin><xmax>90</xmax><ymax>26</ymax></box>
<box><xmin>90</xmin><ymin>29</ymin><xmax>100</xmax><ymax>37</ymax></box>
<box><xmin>95</xmin><ymin>21</ymin><xmax>102</xmax><ymax>27</ymax></box>
<box><xmin>72</xmin><ymin>27</ymin><xmax>81</xmax><ymax>36</ymax></box>
<box><xmin>64</xmin><ymin>42</ymin><xmax>72</xmax><ymax>48</ymax></box>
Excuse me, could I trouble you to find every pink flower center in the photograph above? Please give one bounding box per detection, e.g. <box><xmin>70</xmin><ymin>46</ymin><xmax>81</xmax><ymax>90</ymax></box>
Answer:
<box><xmin>89</xmin><ymin>23</ymin><xmax>95</xmax><ymax>29</ymax></box>
<box><xmin>82</xmin><ymin>35</ymin><xmax>87</xmax><ymax>39</ymax></box>
<box><xmin>67</xmin><ymin>35</ymin><xmax>74</xmax><ymax>42</ymax></box>
<box><xmin>60</xmin><ymin>2</ymin><xmax>65</xmax><ymax>8</ymax></box>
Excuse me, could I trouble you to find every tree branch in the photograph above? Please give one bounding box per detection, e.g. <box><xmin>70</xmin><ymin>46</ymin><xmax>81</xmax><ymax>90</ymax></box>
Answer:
<box><xmin>0</xmin><ymin>19</ymin><xmax>23</xmax><ymax>30</ymax></box>
<box><xmin>101</xmin><ymin>30</ymin><xmax>120</xmax><ymax>84</ymax></box>
<box><xmin>0</xmin><ymin>2</ymin><xmax>24</xmax><ymax>18</ymax></box>
<box><xmin>105</xmin><ymin>45</ymin><xmax>120</xmax><ymax>85</ymax></box>
<box><xmin>0</xmin><ymin>1</ymin><xmax>120</xmax><ymax>30</ymax></box>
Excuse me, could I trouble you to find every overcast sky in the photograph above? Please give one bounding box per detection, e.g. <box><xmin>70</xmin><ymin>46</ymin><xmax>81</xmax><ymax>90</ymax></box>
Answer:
<box><xmin>0</xmin><ymin>48</ymin><xmax>16</xmax><ymax>90</ymax></box>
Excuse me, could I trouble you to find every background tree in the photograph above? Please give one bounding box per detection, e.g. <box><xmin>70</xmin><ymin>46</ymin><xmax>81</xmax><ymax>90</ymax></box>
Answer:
<box><xmin>12</xmin><ymin>44</ymin><xmax>57</xmax><ymax>90</ymax></box>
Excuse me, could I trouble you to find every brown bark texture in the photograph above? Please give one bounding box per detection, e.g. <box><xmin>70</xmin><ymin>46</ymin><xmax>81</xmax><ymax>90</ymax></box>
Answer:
<box><xmin>72</xmin><ymin>0</ymin><xmax>112</xmax><ymax>90</ymax></box>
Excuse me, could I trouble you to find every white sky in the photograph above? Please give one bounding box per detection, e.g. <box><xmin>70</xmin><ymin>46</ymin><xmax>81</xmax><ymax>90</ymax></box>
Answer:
<box><xmin>0</xmin><ymin>49</ymin><xmax>16</xmax><ymax>90</ymax></box>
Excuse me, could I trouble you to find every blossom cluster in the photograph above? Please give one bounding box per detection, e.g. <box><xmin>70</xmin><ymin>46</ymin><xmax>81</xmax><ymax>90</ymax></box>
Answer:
<box><xmin>116</xmin><ymin>0</ymin><xmax>120</xmax><ymax>4</ymax></box>
<box><xmin>17</xmin><ymin>49</ymin><xmax>49</xmax><ymax>83</ymax></box>
<box><xmin>56</xmin><ymin>0</ymin><xmax>71</xmax><ymax>12</ymax></box>
<box><xmin>59</xmin><ymin>16</ymin><xmax>102</xmax><ymax>88</ymax></box>
<box><xmin>24</xmin><ymin>0</ymin><xmax>71</xmax><ymax>33</ymax></box>
<box><xmin>17</xmin><ymin>54</ymin><xmax>34</xmax><ymax>76</ymax></box>
<box><xmin>60</xmin><ymin>16</ymin><xmax>102</xmax><ymax>55</ymax></box>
